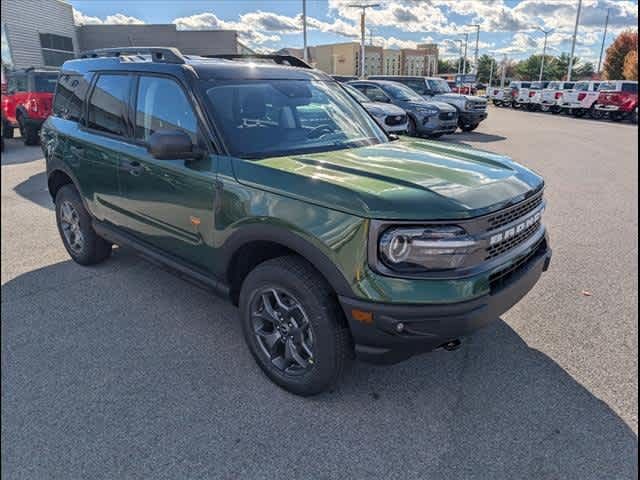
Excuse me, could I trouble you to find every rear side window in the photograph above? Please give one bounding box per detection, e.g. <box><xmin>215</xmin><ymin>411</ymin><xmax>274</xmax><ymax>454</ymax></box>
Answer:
<box><xmin>87</xmin><ymin>74</ymin><xmax>130</xmax><ymax>136</ymax></box>
<box><xmin>403</xmin><ymin>79</ymin><xmax>428</xmax><ymax>94</ymax></box>
<box><xmin>8</xmin><ymin>74</ymin><xmax>27</xmax><ymax>93</ymax></box>
<box><xmin>563</xmin><ymin>82</ymin><xmax>575</xmax><ymax>89</ymax></box>
<box><xmin>53</xmin><ymin>74</ymin><xmax>89</xmax><ymax>122</ymax></box>
<box><xmin>32</xmin><ymin>73</ymin><xmax>58</xmax><ymax>93</ymax></box>
<box><xmin>134</xmin><ymin>76</ymin><xmax>198</xmax><ymax>143</ymax></box>
<box><xmin>622</xmin><ymin>83</ymin><xmax>638</xmax><ymax>93</ymax></box>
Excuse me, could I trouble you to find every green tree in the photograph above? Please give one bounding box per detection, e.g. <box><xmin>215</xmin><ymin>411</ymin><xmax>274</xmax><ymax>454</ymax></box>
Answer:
<box><xmin>603</xmin><ymin>30</ymin><xmax>638</xmax><ymax>79</ymax></box>
<box><xmin>437</xmin><ymin>58</ymin><xmax>458</xmax><ymax>74</ymax></box>
<box><xmin>574</xmin><ymin>61</ymin><xmax>595</xmax><ymax>79</ymax></box>
<box><xmin>476</xmin><ymin>54</ymin><xmax>497</xmax><ymax>84</ymax></box>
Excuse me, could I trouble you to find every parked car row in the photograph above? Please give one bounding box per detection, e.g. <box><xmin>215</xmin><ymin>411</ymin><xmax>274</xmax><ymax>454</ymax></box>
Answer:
<box><xmin>334</xmin><ymin>75</ymin><xmax>489</xmax><ymax>138</ymax></box>
<box><xmin>489</xmin><ymin>79</ymin><xmax>638</xmax><ymax>123</ymax></box>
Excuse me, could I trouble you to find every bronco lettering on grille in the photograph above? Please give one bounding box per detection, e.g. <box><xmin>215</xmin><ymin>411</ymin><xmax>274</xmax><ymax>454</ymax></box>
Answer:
<box><xmin>489</xmin><ymin>210</ymin><xmax>542</xmax><ymax>246</ymax></box>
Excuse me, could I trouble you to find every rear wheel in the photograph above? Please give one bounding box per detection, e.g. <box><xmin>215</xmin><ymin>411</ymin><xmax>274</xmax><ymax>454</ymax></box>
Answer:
<box><xmin>239</xmin><ymin>256</ymin><xmax>352</xmax><ymax>396</ymax></box>
<box><xmin>540</xmin><ymin>104</ymin><xmax>551</xmax><ymax>112</ymax></box>
<box><xmin>55</xmin><ymin>184</ymin><xmax>112</xmax><ymax>265</ymax></box>
<box><xmin>493</xmin><ymin>100</ymin><xmax>503</xmax><ymax>107</ymax></box>
<box><xmin>551</xmin><ymin>106</ymin><xmax>562</xmax><ymax>115</ymax></box>
<box><xmin>589</xmin><ymin>107</ymin><xmax>604</xmax><ymax>120</ymax></box>
<box><xmin>572</xmin><ymin>108</ymin><xmax>586</xmax><ymax>117</ymax></box>
<box><xmin>512</xmin><ymin>102</ymin><xmax>521</xmax><ymax>109</ymax></box>
<box><xmin>610</xmin><ymin>112</ymin><xmax>623</xmax><ymax>122</ymax></box>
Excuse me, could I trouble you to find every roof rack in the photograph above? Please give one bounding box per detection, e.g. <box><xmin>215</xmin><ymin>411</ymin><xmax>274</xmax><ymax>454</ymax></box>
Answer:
<box><xmin>203</xmin><ymin>54</ymin><xmax>312</xmax><ymax>69</ymax></box>
<box><xmin>78</xmin><ymin>47</ymin><xmax>185</xmax><ymax>64</ymax></box>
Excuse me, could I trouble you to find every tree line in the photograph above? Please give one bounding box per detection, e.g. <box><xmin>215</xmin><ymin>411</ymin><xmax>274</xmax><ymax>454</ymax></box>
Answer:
<box><xmin>438</xmin><ymin>29</ymin><xmax>638</xmax><ymax>85</ymax></box>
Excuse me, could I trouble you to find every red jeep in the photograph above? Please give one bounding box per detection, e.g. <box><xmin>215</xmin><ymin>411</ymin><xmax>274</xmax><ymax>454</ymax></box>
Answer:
<box><xmin>1</xmin><ymin>68</ymin><xmax>59</xmax><ymax>145</ymax></box>
<box><xmin>446</xmin><ymin>81</ymin><xmax>477</xmax><ymax>95</ymax></box>
<box><xmin>592</xmin><ymin>80</ymin><xmax>638</xmax><ymax>123</ymax></box>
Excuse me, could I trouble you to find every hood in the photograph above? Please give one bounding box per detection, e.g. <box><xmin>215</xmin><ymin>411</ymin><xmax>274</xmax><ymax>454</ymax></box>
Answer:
<box><xmin>364</xmin><ymin>102</ymin><xmax>406</xmax><ymax>116</ymax></box>
<box><xmin>433</xmin><ymin>93</ymin><xmax>487</xmax><ymax>103</ymax></box>
<box><xmin>232</xmin><ymin>137</ymin><xmax>544</xmax><ymax>220</ymax></box>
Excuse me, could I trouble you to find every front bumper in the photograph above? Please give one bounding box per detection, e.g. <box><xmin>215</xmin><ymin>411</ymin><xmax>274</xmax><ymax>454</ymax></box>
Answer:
<box><xmin>385</xmin><ymin>122</ymin><xmax>409</xmax><ymax>133</ymax></box>
<box><xmin>560</xmin><ymin>102</ymin><xmax>584</xmax><ymax>109</ymax></box>
<box><xmin>339</xmin><ymin>239</ymin><xmax>551</xmax><ymax>364</ymax></box>
<box><xmin>594</xmin><ymin>104</ymin><xmax>626</xmax><ymax>112</ymax></box>
<box><xmin>458</xmin><ymin>111</ymin><xmax>488</xmax><ymax>125</ymax></box>
<box><xmin>418</xmin><ymin>115</ymin><xmax>458</xmax><ymax>134</ymax></box>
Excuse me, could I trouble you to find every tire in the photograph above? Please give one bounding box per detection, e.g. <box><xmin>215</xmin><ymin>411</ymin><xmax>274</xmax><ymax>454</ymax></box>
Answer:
<box><xmin>551</xmin><ymin>106</ymin><xmax>562</xmax><ymax>115</ymax></box>
<box><xmin>493</xmin><ymin>100</ymin><xmax>502</xmax><ymax>107</ymax></box>
<box><xmin>572</xmin><ymin>108</ymin><xmax>586</xmax><ymax>117</ymax></box>
<box><xmin>55</xmin><ymin>184</ymin><xmax>112</xmax><ymax>265</ymax></box>
<box><xmin>540</xmin><ymin>105</ymin><xmax>550</xmax><ymax>112</ymax></box>
<box><xmin>633</xmin><ymin>108</ymin><xmax>638</xmax><ymax>124</ymax></box>
<box><xmin>406</xmin><ymin>116</ymin><xmax>418</xmax><ymax>136</ymax></box>
<box><xmin>589</xmin><ymin>107</ymin><xmax>604</xmax><ymax>120</ymax></box>
<box><xmin>426</xmin><ymin>133</ymin><xmax>443</xmax><ymax>139</ymax></box>
<box><xmin>239</xmin><ymin>255</ymin><xmax>353</xmax><ymax>396</ymax></box>
<box><xmin>459</xmin><ymin>122</ymin><xmax>478</xmax><ymax>132</ymax></box>
<box><xmin>18</xmin><ymin>117</ymin><xmax>39</xmax><ymax>146</ymax></box>
<box><xmin>2</xmin><ymin>120</ymin><xmax>14</xmax><ymax>139</ymax></box>
<box><xmin>610</xmin><ymin>112</ymin><xmax>623</xmax><ymax>122</ymax></box>
<box><xmin>512</xmin><ymin>102</ymin><xmax>521</xmax><ymax>109</ymax></box>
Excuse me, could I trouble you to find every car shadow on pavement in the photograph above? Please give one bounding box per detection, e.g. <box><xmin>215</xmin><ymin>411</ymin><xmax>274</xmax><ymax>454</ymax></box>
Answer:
<box><xmin>449</xmin><ymin>132</ymin><xmax>507</xmax><ymax>144</ymax></box>
<box><xmin>1</xmin><ymin>139</ymin><xmax>43</xmax><ymax>166</ymax></box>
<box><xmin>13</xmin><ymin>171</ymin><xmax>53</xmax><ymax>210</ymax></box>
<box><xmin>2</xmin><ymin>253</ymin><xmax>637</xmax><ymax>479</ymax></box>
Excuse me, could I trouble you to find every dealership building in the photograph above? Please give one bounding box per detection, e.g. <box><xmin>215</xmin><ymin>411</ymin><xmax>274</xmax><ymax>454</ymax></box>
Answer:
<box><xmin>1</xmin><ymin>0</ymin><xmax>248</xmax><ymax>71</ymax></box>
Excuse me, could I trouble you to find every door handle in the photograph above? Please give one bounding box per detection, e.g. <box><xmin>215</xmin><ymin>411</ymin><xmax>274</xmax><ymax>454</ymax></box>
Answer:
<box><xmin>120</xmin><ymin>160</ymin><xmax>143</xmax><ymax>176</ymax></box>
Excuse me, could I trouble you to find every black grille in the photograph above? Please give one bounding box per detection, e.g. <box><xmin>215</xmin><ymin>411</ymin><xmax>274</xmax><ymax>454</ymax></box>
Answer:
<box><xmin>489</xmin><ymin>238</ymin><xmax>546</xmax><ymax>292</ymax></box>
<box><xmin>485</xmin><ymin>219</ymin><xmax>541</xmax><ymax>260</ymax></box>
<box><xmin>439</xmin><ymin>111</ymin><xmax>456</xmax><ymax>121</ymax></box>
<box><xmin>385</xmin><ymin>114</ymin><xmax>406</xmax><ymax>126</ymax></box>
<box><xmin>487</xmin><ymin>192</ymin><xmax>543</xmax><ymax>231</ymax></box>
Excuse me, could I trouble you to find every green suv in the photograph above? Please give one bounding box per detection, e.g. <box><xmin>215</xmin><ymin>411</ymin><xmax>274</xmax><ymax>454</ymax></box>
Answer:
<box><xmin>41</xmin><ymin>48</ymin><xmax>551</xmax><ymax>396</ymax></box>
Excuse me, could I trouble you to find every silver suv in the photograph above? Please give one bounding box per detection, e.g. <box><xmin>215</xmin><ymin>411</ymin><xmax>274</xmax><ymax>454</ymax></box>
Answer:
<box><xmin>370</xmin><ymin>76</ymin><xmax>488</xmax><ymax>132</ymax></box>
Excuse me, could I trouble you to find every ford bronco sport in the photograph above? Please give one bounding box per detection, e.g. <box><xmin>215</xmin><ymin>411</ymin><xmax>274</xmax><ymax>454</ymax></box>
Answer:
<box><xmin>41</xmin><ymin>48</ymin><xmax>551</xmax><ymax>396</ymax></box>
<box><xmin>2</xmin><ymin>67</ymin><xmax>58</xmax><ymax>145</ymax></box>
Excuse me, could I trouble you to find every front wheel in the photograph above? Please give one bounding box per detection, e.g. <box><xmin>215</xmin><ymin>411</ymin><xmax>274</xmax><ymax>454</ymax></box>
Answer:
<box><xmin>18</xmin><ymin>117</ymin><xmax>39</xmax><ymax>145</ymax></box>
<box><xmin>512</xmin><ymin>102</ymin><xmax>521</xmax><ymax>109</ymax></box>
<box><xmin>239</xmin><ymin>256</ymin><xmax>352</xmax><ymax>396</ymax></box>
<box><xmin>540</xmin><ymin>104</ymin><xmax>551</xmax><ymax>112</ymax></box>
<box><xmin>493</xmin><ymin>100</ymin><xmax>503</xmax><ymax>107</ymax></box>
<box><xmin>459</xmin><ymin>121</ymin><xmax>479</xmax><ymax>132</ymax></box>
<box><xmin>551</xmin><ymin>106</ymin><xmax>562</xmax><ymax>115</ymax></box>
<box><xmin>2</xmin><ymin>120</ymin><xmax>14</xmax><ymax>138</ymax></box>
<box><xmin>572</xmin><ymin>108</ymin><xmax>586</xmax><ymax>117</ymax></box>
<box><xmin>55</xmin><ymin>184</ymin><xmax>112</xmax><ymax>265</ymax></box>
<box><xmin>406</xmin><ymin>116</ymin><xmax>418</xmax><ymax>136</ymax></box>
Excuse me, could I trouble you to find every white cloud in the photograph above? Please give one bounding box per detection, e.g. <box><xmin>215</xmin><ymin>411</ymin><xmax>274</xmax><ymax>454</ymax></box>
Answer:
<box><xmin>73</xmin><ymin>9</ymin><xmax>144</xmax><ymax>26</ymax></box>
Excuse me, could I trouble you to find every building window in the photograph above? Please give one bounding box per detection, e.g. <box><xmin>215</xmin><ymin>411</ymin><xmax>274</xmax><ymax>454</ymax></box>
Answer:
<box><xmin>39</xmin><ymin>33</ymin><xmax>74</xmax><ymax>67</ymax></box>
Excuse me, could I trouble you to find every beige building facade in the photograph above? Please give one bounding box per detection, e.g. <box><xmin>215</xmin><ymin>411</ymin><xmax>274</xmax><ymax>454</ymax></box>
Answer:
<box><xmin>281</xmin><ymin>42</ymin><xmax>439</xmax><ymax>78</ymax></box>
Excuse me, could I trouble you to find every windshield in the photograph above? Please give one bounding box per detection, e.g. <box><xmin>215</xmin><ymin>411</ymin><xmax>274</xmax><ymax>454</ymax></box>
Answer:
<box><xmin>202</xmin><ymin>79</ymin><xmax>387</xmax><ymax>159</ymax></box>
<box><xmin>343</xmin><ymin>83</ymin><xmax>371</xmax><ymax>103</ymax></box>
<box><xmin>382</xmin><ymin>82</ymin><xmax>423</xmax><ymax>101</ymax></box>
<box><xmin>530</xmin><ymin>82</ymin><xmax>547</xmax><ymax>89</ymax></box>
<box><xmin>574</xmin><ymin>82</ymin><xmax>590</xmax><ymax>91</ymax></box>
<box><xmin>34</xmin><ymin>73</ymin><xmax>58</xmax><ymax>93</ymax></box>
<box><xmin>598</xmin><ymin>82</ymin><xmax>616</xmax><ymax>91</ymax></box>
<box><xmin>428</xmin><ymin>79</ymin><xmax>451</xmax><ymax>94</ymax></box>
<box><xmin>547</xmin><ymin>82</ymin><xmax>560</xmax><ymax>89</ymax></box>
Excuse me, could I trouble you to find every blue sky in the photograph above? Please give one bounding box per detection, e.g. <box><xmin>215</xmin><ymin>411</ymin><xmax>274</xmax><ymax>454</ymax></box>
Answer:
<box><xmin>70</xmin><ymin>0</ymin><xmax>638</xmax><ymax>64</ymax></box>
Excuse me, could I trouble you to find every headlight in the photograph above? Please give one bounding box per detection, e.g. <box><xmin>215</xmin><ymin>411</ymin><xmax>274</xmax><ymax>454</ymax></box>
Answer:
<box><xmin>379</xmin><ymin>225</ymin><xmax>477</xmax><ymax>272</ymax></box>
<box><xmin>464</xmin><ymin>101</ymin><xmax>473</xmax><ymax>110</ymax></box>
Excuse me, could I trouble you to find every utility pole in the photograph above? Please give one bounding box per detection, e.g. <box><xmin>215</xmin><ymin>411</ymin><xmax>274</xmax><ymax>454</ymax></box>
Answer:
<box><xmin>597</xmin><ymin>8</ymin><xmax>610</xmax><ymax>74</ymax></box>
<box><xmin>457</xmin><ymin>40</ymin><xmax>463</xmax><ymax>74</ymax></box>
<box><xmin>538</xmin><ymin>27</ymin><xmax>553</xmax><ymax>81</ymax></box>
<box><xmin>500</xmin><ymin>54</ymin><xmax>507</xmax><ymax>88</ymax></box>
<box><xmin>349</xmin><ymin>3</ymin><xmax>379</xmax><ymax>78</ymax></box>
<box><xmin>462</xmin><ymin>33</ymin><xmax>469</xmax><ymax>75</ymax></box>
<box><xmin>467</xmin><ymin>24</ymin><xmax>480</xmax><ymax>74</ymax></box>
<box><xmin>567</xmin><ymin>0</ymin><xmax>582</xmax><ymax>81</ymax></box>
<box><xmin>488</xmin><ymin>54</ymin><xmax>495</xmax><ymax>88</ymax></box>
<box><xmin>302</xmin><ymin>0</ymin><xmax>308</xmax><ymax>62</ymax></box>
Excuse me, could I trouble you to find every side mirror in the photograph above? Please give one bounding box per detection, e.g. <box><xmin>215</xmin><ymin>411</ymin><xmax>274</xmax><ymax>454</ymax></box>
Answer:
<box><xmin>147</xmin><ymin>129</ymin><xmax>202</xmax><ymax>160</ymax></box>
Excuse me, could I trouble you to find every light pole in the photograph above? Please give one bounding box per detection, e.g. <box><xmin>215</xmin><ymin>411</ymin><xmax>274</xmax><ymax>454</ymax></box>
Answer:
<box><xmin>302</xmin><ymin>0</ymin><xmax>308</xmax><ymax>62</ymax></box>
<box><xmin>500</xmin><ymin>54</ymin><xmax>508</xmax><ymax>88</ymax></box>
<box><xmin>462</xmin><ymin>33</ymin><xmax>469</xmax><ymax>75</ymax></box>
<box><xmin>467</xmin><ymin>24</ymin><xmax>480</xmax><ymax>74</ymax></box>
<box><xmin>537</xmin><ymin>27</ymin><xmax>553</xmax><ymax>81</ymax></box>
<box><xmin>567</xmin><ymin>0</ymin><xmax>583</xmax><ymax>81</ymax></box>
<box><xmin>597</xmin><ymin>8</ymin><xmax>610</xmax><ymax>74</ymax></box>
<box><xmin>487</xmin><ymin>53</ymin><xmax>496</xmax><ymax>88</ymax></box>
<box><xmin>457</xmin><ymin>39</ymin><xmax>463</xmax><ymax>74</ymax></box>
<box><xmin>349</xmin><ymin>3</ymin><xmax>380</xmax><ymax>78</ymax></box>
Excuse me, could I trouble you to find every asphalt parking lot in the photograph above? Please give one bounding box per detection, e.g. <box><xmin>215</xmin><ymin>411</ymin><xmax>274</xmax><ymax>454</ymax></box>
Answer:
<box><xmin>2</xmin><ymin>107</ymin><xmax>637</xmax><ymax>479</ymax></box>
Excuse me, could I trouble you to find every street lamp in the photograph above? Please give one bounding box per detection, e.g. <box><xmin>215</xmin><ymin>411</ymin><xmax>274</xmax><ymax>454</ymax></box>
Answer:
<box><xmin>467</xmin><ymin>24</ymin><xmax>480</xmax><ymax>74</ymax></box>
<box><xmin>461</xmin><ymin>33</ymin><xmax>469</xmax><ymax>75</ymax></box>
<box><xmin>537</xmin><ymin>27</ymin><xmax>553</xmax><ymax>81</ymax></box>
<box><xmin>348</xmin><ymin>3</ymin><xmax>380</xmax><ymax>78</ymax></box>
<box><xmin>568</xmin><ymin>0</ymin><xmax>583</xmax><ymax>81</ymax></box>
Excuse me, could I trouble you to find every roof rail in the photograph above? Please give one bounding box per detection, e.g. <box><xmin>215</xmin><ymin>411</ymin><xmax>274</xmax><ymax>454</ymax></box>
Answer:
<box><xmin>78</xmin><ymin>47</ymin><xmax>185</xmax><ymax>64</ymax></box>
<box><xmin>203</xmin><ymin>54</ymin><xmax>312</xmax><ymax>69</ymax></box>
